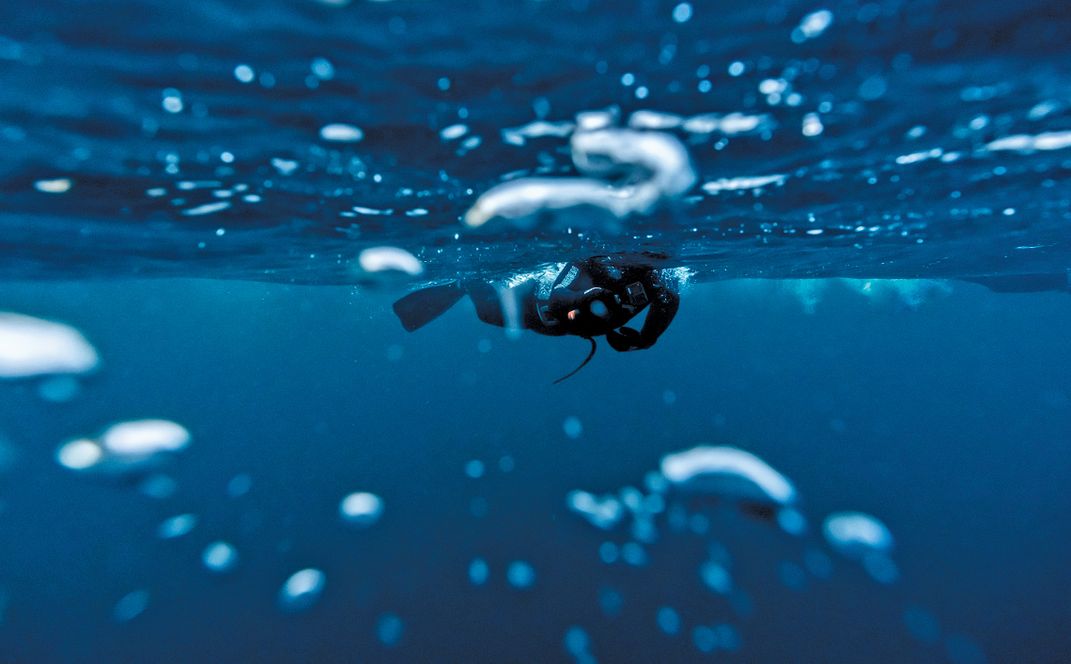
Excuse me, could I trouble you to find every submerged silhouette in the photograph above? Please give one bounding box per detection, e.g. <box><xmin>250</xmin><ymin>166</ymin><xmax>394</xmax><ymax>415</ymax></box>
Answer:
<box><xmin>393</xmin><ymin>256</ymin><xmax>680</xmax><ymax>380</ymax></box>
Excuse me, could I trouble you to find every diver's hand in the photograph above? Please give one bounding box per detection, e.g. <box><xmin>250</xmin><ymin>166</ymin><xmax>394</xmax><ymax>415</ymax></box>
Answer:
<box><xmin>606</xmin><ymin>327</ymin><xmax>647</xmax><ymax>352</ymax></box>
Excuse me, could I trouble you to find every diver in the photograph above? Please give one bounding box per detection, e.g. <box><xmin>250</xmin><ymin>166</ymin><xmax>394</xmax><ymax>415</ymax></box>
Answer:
<box><xmin>392</xmin><ymin>256</ymin><xmax>680</xmax><ymax>381</ymax></box>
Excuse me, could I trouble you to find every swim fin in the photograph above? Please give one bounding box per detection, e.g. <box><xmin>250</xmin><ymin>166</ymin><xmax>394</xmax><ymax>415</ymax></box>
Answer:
<box><xmin>392</xmin><ymin>282</ymin><xmax>466</xmax><ymax>331</ymax></box>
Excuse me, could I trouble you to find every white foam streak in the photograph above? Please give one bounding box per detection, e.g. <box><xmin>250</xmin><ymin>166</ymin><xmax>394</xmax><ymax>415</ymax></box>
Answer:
<box><xmin>501</xmin><ymin>120</ymin><xmax>575</xmax><ymax>145</ymax></box>
<box><xmin>628</xmin><ymin>110</ymin><xmax>684</xmax><ymax>130</ymax></box>
<box><xmin>682</xmin><ymin>112</ymin><xmax>768</xmax><ymax>135</ymax></box>
<box><xmin>467</xmin><ymin>127</ymin><xmax>695</xmax><ymax>229</ymax></box>
<box><xmin>182</xmin><ymin>201</ymin><xmax>231</xmax><ymax>216</ymax></box>
<box><xmin>660</xmin><ymin>445</ymin><xmax>797</xmax><ymax>505</ymax></box>
<box><xmin>465</xmin><ymin>178</ymin><xmax>632</xmax><ymax>228</ymax></box>
<box><xmin>358</xmin><ymin>247</ymin><xmax>424</xmax><ymax>276</ymax></box>
<box><xmin>101</xmin><ymin>419</ymin><xmax>191</xmax><ymax>456</ymax></box>
<box><xmin>34</xmin><ymin>178</ymin><xmax>72</xmax><ymax>193</ymax></box>
<box><xmin>985</xmin><ymin>130</ymin><xmax>1071</xmax><ymax>152</ymax></box>
<box><xmin>702</xmin><ymin>174</ymin><xmax>786</xmax><ymax>194</ymax></box>
<box><xmin>319</xmin><ymin>123</ymin><xmax>364</xmax><ymax>142</ymax></box>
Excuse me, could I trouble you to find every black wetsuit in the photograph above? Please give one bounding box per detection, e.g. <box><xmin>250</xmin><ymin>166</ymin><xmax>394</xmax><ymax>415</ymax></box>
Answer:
<box><xmin>467</xmin><ymin>256</ymin><xmax>679</xmax><ymax>351</ymax></box>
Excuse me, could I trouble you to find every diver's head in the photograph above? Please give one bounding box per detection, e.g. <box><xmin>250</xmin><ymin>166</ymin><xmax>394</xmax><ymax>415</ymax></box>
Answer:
<box><xmin>562</xmin><ymin>287</ymin><xmax>617</xmax><ymax>327</ymax></box>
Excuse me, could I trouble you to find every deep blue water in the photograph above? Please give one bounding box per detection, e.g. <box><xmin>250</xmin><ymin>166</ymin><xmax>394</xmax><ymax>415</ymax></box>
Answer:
<box><xmin>1</xmin><ymin>0</ymin><xmax>1070</xmax><ymax>662</ymax></box>
<box><xmin>1</xmin><ymin>280</ymin><xmax>1069</xmax><ymax>663</ymax></box>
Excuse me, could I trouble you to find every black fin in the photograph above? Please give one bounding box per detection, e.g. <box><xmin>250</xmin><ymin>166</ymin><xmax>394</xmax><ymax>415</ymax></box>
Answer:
<box><xmin>553</xmin><ymin>337</ymin><xmax>598</xmax><ymax>385</ymax></box>
<box><xmin>392</xmin><ymin>283</ymin><xmax>465</xmax><ymax>332</ymax></box>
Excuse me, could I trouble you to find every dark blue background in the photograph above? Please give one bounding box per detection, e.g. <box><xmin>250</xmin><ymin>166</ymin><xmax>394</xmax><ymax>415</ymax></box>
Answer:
<box><xmin>0</xmin><ymin>278</ymin><xmax>1067</xmax><ymax>662</ymax></box>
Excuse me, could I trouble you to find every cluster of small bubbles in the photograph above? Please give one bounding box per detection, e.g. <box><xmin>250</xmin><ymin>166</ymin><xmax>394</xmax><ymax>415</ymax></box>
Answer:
<box><xmin>506</xmin><ymin>560</ymin><xmax>536</xmax><ymax>589</ymax></box>
<box><xmin>271</xmin><ymin>158</ymin><xmax>299</xmax><ymax>176</ymax></box>
<box><xmin>57</xmin><ymin>419</ymin><xmax>190</xmax><ymax>478</ymax></box>
<box><xmin>567</xmin><ymin>490</ymin><xmax>624</xmax><ymax>530</ymax></box>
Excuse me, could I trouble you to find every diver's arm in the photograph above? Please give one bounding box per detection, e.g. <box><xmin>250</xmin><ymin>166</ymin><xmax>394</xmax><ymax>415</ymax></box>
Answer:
<box><xmin>606</xmin><ymin>278</ymin><xmax>679</xmax><ymax>351</ymax></box>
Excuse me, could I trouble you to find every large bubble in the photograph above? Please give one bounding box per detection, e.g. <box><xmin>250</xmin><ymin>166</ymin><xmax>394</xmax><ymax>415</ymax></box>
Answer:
<box><xmin>0</xmin><ymin>312</ymin><xmax>98</xmax><ymax>379</ymax></box>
